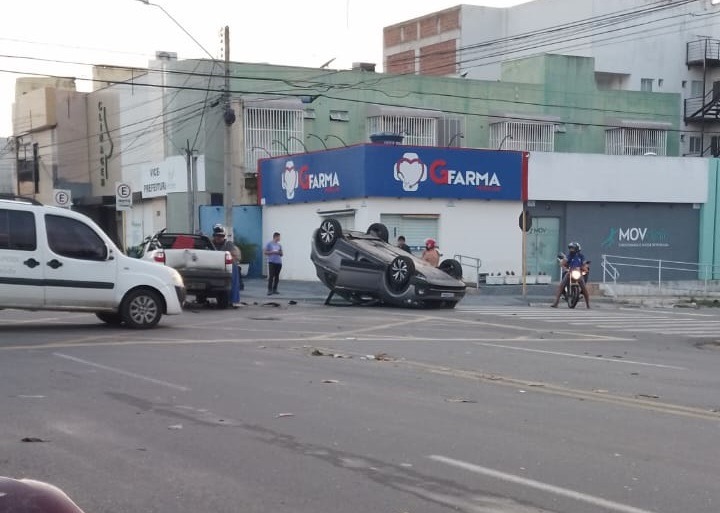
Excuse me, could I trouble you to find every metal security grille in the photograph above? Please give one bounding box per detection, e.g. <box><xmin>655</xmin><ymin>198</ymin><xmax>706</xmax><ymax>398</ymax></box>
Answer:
<box><xmin>489</xmin><ymin>121</ymin><xmax>554</xmax><ymax>152</ymax></box>
<box><xmin>605</xmin><ymin>128</ymin><xmax>667</xmax><ymax>156</ymax></box>
<box><xmin>367</xmin><ymin>116</ymin><xmax>437</xmax><ymax>146</ymax></box>
<box><xmin>244</xmin><ymin>107</ymin><xmax>304</xmax><ymax>173</ymax></box>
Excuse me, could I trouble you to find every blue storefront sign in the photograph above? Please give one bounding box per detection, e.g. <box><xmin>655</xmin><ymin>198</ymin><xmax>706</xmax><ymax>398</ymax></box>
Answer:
<box><xmin>258</xmin><ymin>144</ymin><xmax>527</xmax><ymax>205</ymax></box>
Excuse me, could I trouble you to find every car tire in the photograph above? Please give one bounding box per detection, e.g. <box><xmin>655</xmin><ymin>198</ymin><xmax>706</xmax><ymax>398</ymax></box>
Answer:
<box><xmin>439</xmin><ymin>258</ymin><xmax>463</xmax><ymax>279</ymax></box>
<box><xmin>95</xmin><ymin>312</ymin><xmax>123</xmax><ymax>325</ymax></box>
<box><xmin>216</xmin><ymin>293</ymin><xmax>230</xmax><ymax>309</ymax></box>
<box><xmin>385</xmin><ymin>255</ymin><xmax>414</xmax><ymax>293</ymax></box>
<box><xmin>120</xmin><ymin>288</ymin><xmax>163</xmax><ymax>329</ymax></box>
<box><xmin>366</xmin><ymin>222</ymin><xmax>389</xmax><ymax>243</ymax></box>
<box><xmin>315</xmin><ymin>219</ymin><xmax>342</xmax><ymax>254</ymax></box>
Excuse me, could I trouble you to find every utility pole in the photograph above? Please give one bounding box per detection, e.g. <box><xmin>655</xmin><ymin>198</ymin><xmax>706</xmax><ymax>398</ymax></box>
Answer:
<box><xmin>222</xmin><ymin>26</ymin><xmax>236</xmax><ymax>239</ymax></box>
<box><xmin>185</xmin><ymin>139</ymin><xmax>196</xmax><ymax>232</ymax></box>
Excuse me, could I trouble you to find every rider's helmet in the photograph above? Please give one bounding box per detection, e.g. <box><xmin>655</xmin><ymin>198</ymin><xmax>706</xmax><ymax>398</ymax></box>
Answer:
<box><xmin>425</xmin><ymin>238</ymin><xmax>436</xmax><ymax>249</ymax></box>
<box><xmin>568</xmin><ymin>241</ymin><xmax>581</xmax><ymax>253</ymax></box>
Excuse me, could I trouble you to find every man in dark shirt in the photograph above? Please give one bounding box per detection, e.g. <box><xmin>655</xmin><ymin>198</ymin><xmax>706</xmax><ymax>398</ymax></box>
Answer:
<box><xmin>397</xmin><ymin>235</ymin><xmax>411</xmax><ymax>253</ymax></box>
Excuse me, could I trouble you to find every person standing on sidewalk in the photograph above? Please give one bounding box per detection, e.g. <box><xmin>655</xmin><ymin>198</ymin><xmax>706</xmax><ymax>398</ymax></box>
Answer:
<box><xmin>212</xmin><ymin>224</ymin><xmax>241</xmax><ymax>308</ymax></box>
<box><xmin>264</xmin><ymin>232</ymin><xmax>283</xmax><ymax>295</ymax></box>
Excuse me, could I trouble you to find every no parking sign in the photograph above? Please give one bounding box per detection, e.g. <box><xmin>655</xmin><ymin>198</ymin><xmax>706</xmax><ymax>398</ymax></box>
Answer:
<box><xmin>53</xmin><ymin>189</ymin><xmax>72</xmax><ymax>208</ymax></box>
<box><xmin>115</xmin><ymin>182</ymin><xmax>132</xmax><ymax>211</ymax></box>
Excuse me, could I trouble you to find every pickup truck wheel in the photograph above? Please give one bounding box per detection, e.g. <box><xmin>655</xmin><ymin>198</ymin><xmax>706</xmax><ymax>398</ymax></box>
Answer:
<box><xmin>216</xmin><ymin>293</ymin><xmax>230</xmax><ymax>309</ymax></box>
<box><xmin>95</xmin><ymin>312</ymin><xmax>123</xmax><ymax>325</ymax></box>
<box><xmin>121</xmin><ymin>289</ymin><xmax>163</xmax><ymax>329</ymax></box>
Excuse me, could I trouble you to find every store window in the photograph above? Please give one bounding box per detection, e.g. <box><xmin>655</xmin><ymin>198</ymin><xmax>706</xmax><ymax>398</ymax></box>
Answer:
<box><xmin>640</xmin><ymin>78</ymin><xmax>654</xmax><ymax>92</ymax></box>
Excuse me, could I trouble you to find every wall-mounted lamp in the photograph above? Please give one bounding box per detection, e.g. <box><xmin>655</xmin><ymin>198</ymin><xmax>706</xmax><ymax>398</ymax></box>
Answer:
<box><xmin>498</xmin><ymin>134</ymin><xmax>514</xmax><ymax>150</ymax></box>
<box><xmin>287</xmin><ymin>136</ymin><xmax>308</xmax><ymax>153</ymax></box>
<box><xmin>324</xmin><ymin>134</ymin><xmax>347</xmax><ymax>147</ymax></box>
<box><xmin>272</xmin><ymin>139</ymin><xmax>289</xmax><ymax>154</ymax></box>
<box><xmin>251</xmin><ymin>146</ymin><xmax>272</xmax><ymax>158</ymax></box>
<box><xmin>307</xmin><ymin>133</ymin><xmax>328</xmax><ymax>150</ymax></box>
<box><xmin>448</xmin><ymin>133</ymin><xmax>464</xmax><ymax>147</ymax></box>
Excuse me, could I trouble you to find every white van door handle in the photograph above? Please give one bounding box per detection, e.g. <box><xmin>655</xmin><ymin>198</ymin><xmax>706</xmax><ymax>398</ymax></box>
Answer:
<box><xmin>47</xmin><ymin>259</ymin><xmax>63</xmax><ymax>269</ymax></box>
<box><xmin>23</xmin><ymin>258</ymin><xmax>40</xmax><ymax>268</ymax></box>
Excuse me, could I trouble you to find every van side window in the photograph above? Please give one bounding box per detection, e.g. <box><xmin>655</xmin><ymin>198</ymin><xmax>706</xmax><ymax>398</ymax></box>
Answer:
<box><xmin>45</xmin><ymin>214</ymin><xmax>108</xmax><ymax>261</ymax></box>
<box><xmin>0</xmin><ymin>209</ymin><xmax>37</xmax><ymax>251</ymax></box>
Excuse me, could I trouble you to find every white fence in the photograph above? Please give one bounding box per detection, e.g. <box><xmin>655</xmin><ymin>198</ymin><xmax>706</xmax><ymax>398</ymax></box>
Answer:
<box><xmin>601</xmin><ymin>254</ymin><xmax>720</xmax><ymax>294</ymax></box>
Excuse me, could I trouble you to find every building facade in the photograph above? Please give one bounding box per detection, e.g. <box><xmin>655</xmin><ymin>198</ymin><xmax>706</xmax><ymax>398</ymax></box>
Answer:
<box><xmin>383</xmin><ymin>0</ymin><xmax>720</xmax><ymax>156</ymax></box>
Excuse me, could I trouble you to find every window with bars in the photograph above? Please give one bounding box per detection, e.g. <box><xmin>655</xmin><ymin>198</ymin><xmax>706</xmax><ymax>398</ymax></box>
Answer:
<box><xmin>489</xmin><ymin>121</ymin><xmax>555</xmax><ymax>152</ymax></box>
<box><xmin>366</xmin><ymin>115</ymin><xmax>437</xmax><ymax>146</ymax></box>
<box><xmin>243</xmin><ymin>107</ymin><xmax>304</xmax><ymax>173</ymax></box>
<box><xmin>605</xmin><ymin>128</ymin><xmax>667</xmax><ymax>156</ymax></box>
<box><xmin>688</xmin><ymin>136</ymin><xmax>702</xmax><ymax>155</ymax></box>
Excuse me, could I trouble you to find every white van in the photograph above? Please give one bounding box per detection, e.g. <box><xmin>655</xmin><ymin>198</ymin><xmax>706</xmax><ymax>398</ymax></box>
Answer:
<box><xmin>0</xmin><ymin>196</ymin><xmax>185</xmax><ymax>328</ymax></box>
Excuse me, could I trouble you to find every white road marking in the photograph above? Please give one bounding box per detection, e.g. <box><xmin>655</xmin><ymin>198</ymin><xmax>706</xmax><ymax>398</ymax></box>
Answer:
<box><xmin>53</xmin><ymin>353</ymin><xmax>189</xmax><ymax>391</ymax></box>
<box><xmin>429</xmin><ymin>455</ymin><xmax>659</xmax><ymax>513</ymax></box>
<box><xmin>457</xmin><ymin>307</ymin><xmax>720</xmax><ymax>338</ymax></box>
<box><xmin>472</xmin><ymin>342</ymin><xmax>686</xmax><ymax>369</ymax></box>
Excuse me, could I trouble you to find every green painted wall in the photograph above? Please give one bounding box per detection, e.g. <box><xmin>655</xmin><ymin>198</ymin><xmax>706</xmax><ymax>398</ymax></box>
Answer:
<box><xmin>699</xmin><ymin>159</ymin><xmax>720</xmax><ymax>278</ymax></box>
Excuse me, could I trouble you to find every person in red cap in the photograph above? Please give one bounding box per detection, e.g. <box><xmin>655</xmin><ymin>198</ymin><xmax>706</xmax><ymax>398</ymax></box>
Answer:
<box><xmin>421</xmin><ymin>238</ymin><xmax>440</xmax><ymax>267</ymax></box>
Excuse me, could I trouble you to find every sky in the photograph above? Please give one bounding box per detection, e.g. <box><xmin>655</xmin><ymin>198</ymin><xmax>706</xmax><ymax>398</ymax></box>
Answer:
<box><xmin>0</xmin><ymin>0</ymin><xmax>531</xmax><ymax>136</ymax></box>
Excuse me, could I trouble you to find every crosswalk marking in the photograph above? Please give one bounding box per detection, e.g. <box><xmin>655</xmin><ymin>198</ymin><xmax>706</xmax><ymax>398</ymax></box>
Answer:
<box><xmin>456</xmin><ymin>305</ymin><xmax>720</xmax><ymax>338</ymax></box>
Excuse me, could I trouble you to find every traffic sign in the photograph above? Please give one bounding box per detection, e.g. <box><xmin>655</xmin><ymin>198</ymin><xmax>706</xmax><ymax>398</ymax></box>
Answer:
<box><xmin>116</xmin><ymin>182</ymin><xmax>132</xmax><ymax>211</ymax></box>
<box><xmin>53</xmin><ymin>189</ymin><xmax>72</xmax><ymax>208</ymax></box>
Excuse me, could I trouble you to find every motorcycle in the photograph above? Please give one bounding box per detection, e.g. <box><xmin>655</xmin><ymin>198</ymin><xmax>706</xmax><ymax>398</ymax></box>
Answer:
<box><xmin>558</xmin><ymin>253</ymin><xmax>591</xmax><ymax>309</ymax></box>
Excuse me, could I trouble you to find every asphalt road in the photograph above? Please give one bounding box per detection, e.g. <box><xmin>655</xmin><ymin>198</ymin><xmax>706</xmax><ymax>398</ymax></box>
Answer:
<box><xmin>1</xmin><ymin>282</ymin><xmax>719</xmax><ymax>513</ymax></box>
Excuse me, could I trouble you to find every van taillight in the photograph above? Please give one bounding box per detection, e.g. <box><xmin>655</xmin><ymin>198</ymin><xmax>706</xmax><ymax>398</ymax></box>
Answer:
<box><xmin>153</xmin><ymin>250</ymin><xmax>166</xmax><ymax>263</ymax></box>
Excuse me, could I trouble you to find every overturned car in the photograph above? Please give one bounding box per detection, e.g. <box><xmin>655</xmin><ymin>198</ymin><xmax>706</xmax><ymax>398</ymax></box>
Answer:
<box><xmin>310</xmin><ymin>218</ymin><xmax>467</xmax><ymax>308</ymax></box>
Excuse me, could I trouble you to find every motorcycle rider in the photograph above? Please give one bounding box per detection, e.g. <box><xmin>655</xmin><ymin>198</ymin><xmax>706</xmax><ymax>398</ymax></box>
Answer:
<box><xmin>551</xmin><ymin>241</ymin><xmax>590</xmax><ymax>309</ymax></box>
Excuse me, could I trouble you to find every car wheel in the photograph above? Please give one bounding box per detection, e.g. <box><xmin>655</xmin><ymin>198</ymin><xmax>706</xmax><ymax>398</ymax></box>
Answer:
<box><xmin>120</xmin><ymin>288</ymin><xmax>163</xmax><ymax>329</ymax></box>
<box><xmin>315</xmin><ymin>219</ymin><xmax>342</xmax><ymax>254</ymax></box>
<box><xmin>366</xmin><ymin>222</ymin><xmax>389</xmax><ymax>243</ymax></box>
<box><xmin>95</xmin><ymin>312</ymin><xmax>123</xmax><ymax>325</ymax></box>
<box><xmin>439</xmin><ymin>258</ymin><xmax>463</xmax><ymax>279</ymax></box>
<box><xmin>386</xmin><ymin>255</ymin><xmax>414</xmax><ymax>293</ymax></box>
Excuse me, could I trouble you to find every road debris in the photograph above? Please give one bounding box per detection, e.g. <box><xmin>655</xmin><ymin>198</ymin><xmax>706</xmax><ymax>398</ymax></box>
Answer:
<box><xmin>322</xmin><ymin>379</ymin><xmax>339</xmax><ymax>384</ymax></box>
<box><xmin>168</xmin><ymin>424</ymin><xmax>183</xmax><ymax>430</ymax></box>
<box><xmin>635</xmin><ymin>393</ymin><xmax>660</xmax><ymax>399</ymax></box>
<box><xmin>21</xmin><ymin>437</ymin><xmax>47</xmax><ymax>443</ymax></box>
<box><xmin>276</xmin><ymin>413</ymin><xmax>295</xmax><ymax>418</ymax></box>
<box><xmin>445</xmin><ymin>398</ymin><xmax>477</xmax><ymax>403</ymax></box>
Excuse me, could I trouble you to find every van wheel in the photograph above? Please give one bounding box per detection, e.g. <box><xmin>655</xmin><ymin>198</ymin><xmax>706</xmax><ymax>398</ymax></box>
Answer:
<box><xmin>95</xmin><ymin>312</ymin><xmax>123</xmax><ymax>325</ymax></box>
<box><xmin>121</xmin><ymin>289</ymin><xmax>163</xmax><ymax>329</ymax></box>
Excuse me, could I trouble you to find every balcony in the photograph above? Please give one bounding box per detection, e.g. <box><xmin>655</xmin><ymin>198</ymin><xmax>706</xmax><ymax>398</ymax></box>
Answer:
<box><xmin>686</xmin><ymin>39</ymin><xmax>720</xmax><ymax>67</ymax></box>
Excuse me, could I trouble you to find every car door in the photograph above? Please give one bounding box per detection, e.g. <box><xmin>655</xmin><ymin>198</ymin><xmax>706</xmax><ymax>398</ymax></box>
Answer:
<box><xmin>42</xmin><ymin>213</ymin><xmax>118</xmax><ymax>309</ymax></box>
<box><xmin>0</xmin><ymin>207</ymin><xmax>44</xmax><ymax>308</ymax></box>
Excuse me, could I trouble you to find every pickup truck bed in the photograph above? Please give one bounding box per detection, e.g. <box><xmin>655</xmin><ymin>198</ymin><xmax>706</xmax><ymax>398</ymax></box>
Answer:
<box><xmin>142</xmin><ymin>233</ymin><xmax>233</xmax><ymax>307</ymax></box>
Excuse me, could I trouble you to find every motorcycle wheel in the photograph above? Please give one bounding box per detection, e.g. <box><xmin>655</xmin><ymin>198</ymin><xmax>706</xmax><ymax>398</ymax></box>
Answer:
<box><xmin>568</xmin><ymin>286</ymin><xmax>580</xmax><ymax>309</ymax></box>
